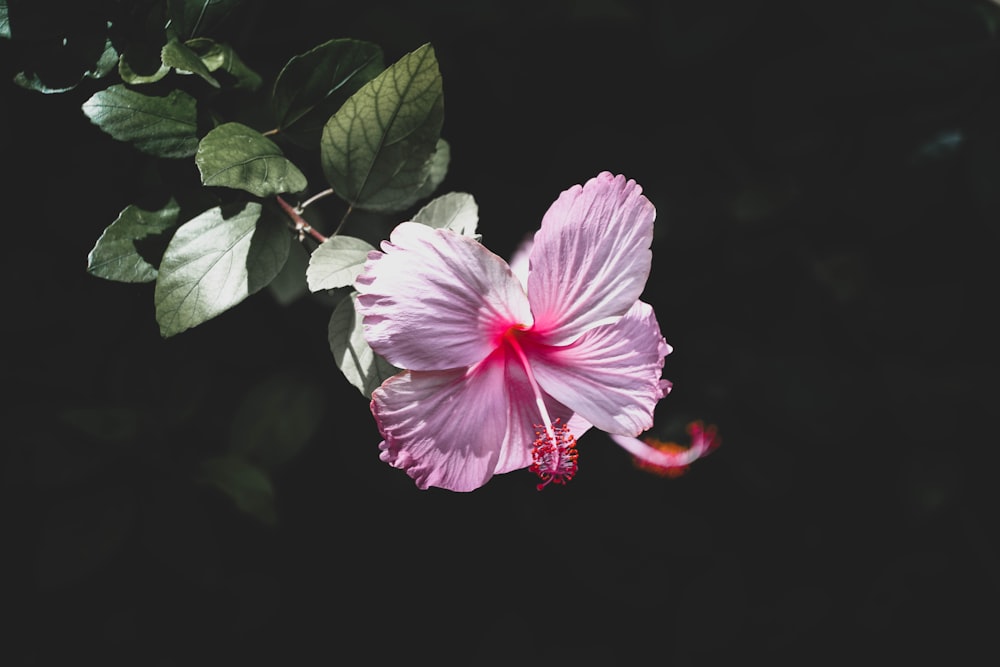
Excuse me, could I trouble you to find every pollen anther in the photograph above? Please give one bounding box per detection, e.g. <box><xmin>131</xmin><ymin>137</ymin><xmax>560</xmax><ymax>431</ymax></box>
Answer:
<box><xmin>530</xmin><ymin>418</ymin><xmax>578</xmax><ymax>490</ymax></box>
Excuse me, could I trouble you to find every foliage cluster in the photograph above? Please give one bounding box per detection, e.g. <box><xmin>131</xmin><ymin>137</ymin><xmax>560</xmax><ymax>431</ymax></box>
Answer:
<box><xmin>3</xmin><ymin>0</ymin><xmax>473</xmax><ymax>400</ymax></box>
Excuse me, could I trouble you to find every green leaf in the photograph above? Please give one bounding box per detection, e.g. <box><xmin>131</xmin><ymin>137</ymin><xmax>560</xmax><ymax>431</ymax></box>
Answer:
<box><xmin>1</xmin><ymin>2</ymin><xmax>9</xmax><ymax>39</ymax></box>
<box><xmin>187</xmin><ymin>37</ymin><xmax>261</xmax><ymax>91</ymax></box>
<box><xmin>81</xmin><ymin>84</ymin><xmax>198</xmax><ymax>158</ymax></box>
<box><xmin>167</xmin><ymin>0</ymin><xmax>244</xmax><ymax>39</ymax></box>
<box><xmin>87</xmin><ymin>199</ymin><xmax>181</xmax><ymax>283</ymax></box>
<box><xmin>228</xmin><ymin>370</ymin><xmax>326</xmax><ymax>469</ymax></box>
<box><xmin>328</xmin><ymin>292</ymin><xmax>399</xmax><ymax>397</ymax></box>
<box><xmin>161</xmin><ymin>35</ymin><xmax>220</xmax><ymax>88</ymax></box>
<box><xmin>13</xmin><ymin>32</ymin><xmax>118</xmax><ymax>94</ymax></box>
<box><xmin>271</xmin><ymin>38</ymin><xmax>383</xmax><ymax>147</ymax></box>
<box><xmin>412</xmin><ymin>138</ymin><xmax>450</xmax><ymax>201</ymax></box>
<box><xmin>90</xmin><ymin>35</ymin><xmax>120</xmax><ymax>77</ymax></box>
<box><xmin>118</xmin><ymin>53</ymin><xmax>171</xmax><ymax>84</ymax></box>
<box><xmin>321</xmin><ymin>42</ymin><xmax>444</xmax><ymax>212</ymax></box>
<box><xmin>195</xmin><ymin>122</ymin><xmax>307</xmax><ymax>197</ymax></box>
<box><xmin>13</xmin><ymin>72</ymin><xmax>77</xmax><ymax>94</ymax></box>
<box><xmin>267</xmin><ymin>240</ymin><xmax>310</xmax><ymax>305</ymax></box>
<box><xmin>196</xmin><ymin>455</ymin><xmax>275</xmax><ymax>526</ymax></box>
<box><xmin>306</xmin><ymin>235</ymin><xmax>375</xmax><ymax>292</ymax></box>
<box><xmin>412</xmin><ymin>191</ymin><xmax>479</xmax><ymax>238</ymax></box>
<box><xmin>154</xmin><ymin>202</ymin><xmax>290</xmax><ymax>337</ymax></box>
<box><xmin>117</xmin><ymin>6</ymin><xmax>172</xmax><ymax>85</ymax></box>
<box><xmin>156</xmin><ymin>36</ymin><xmax>261</xmax><ymax>90</ymax></box>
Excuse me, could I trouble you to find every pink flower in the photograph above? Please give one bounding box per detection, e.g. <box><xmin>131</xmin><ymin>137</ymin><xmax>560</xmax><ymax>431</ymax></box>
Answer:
<box><xmin>610</xmin><ymin>421</ymin><xmax>721</xmax><ymax>478</ymax></box>
<box><xmin>355</xmin><ymin>172</ymin><xmax>672</xmax><ymax>491</ymax></box>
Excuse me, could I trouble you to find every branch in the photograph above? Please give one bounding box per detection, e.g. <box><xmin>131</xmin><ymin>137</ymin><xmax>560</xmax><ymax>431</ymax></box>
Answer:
<box><xmin>275</xmin><ymin>195</ymin><xmax>328</xmax><ymax>243</ymax></box>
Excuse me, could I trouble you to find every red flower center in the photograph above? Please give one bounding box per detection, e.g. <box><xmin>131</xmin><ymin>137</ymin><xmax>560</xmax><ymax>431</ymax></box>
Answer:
<box><xmin>530</xmin><ymin>418</ymin><xmax>578</xmax><ymax>490</ymax></box>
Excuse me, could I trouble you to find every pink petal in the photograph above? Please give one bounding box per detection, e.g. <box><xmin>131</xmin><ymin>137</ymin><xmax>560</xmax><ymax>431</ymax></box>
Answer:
<box><xmin>608</xmin><ymin>434</ymin><xmax>698</xmax><ymax>469</ymax></box>
<box><xmin>372</xmin><ymin>364</ymin><xmax>510</xmax><ymax>492</ymax></box>
<box><xmin>527</xmin><ymin>172</ymin><xmax>655</xmax><ymax>345</ymax></box>
<box><xmin>565</xmin><ymin>412</ymin><xmax>594</xmax><ymax>442</ymax></box>
<box><xmin>609</xmin><ymin>421</ymin><xmax>720</xmax><ymax>472</ymax></box>
<box><xmin>355</xmin><ymin>222</ymin><xmax>532</xmax><ymax>371</ymax></box>
<box><xmin>372</xmin><ymin>347</ymin><xmax>580</xmax><ymax>490</ymax></box>
<box><xmin>529</xmin><ymin>300</ymin><xmax>670</xmax><ymax>435</ymax></box>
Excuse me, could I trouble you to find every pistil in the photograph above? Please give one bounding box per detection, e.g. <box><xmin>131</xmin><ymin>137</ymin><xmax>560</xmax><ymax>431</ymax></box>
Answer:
<box><xmin>503</xmin><ymin>329</ymin><xmax>579</xmax><ymax>489</ymax></box>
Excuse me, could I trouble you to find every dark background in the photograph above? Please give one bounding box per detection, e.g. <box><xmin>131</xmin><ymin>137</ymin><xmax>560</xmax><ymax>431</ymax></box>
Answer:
<box><xmin>3</xmin><ymin>0</ymin><xmax>999</xmax><ymax>664</ymax></box>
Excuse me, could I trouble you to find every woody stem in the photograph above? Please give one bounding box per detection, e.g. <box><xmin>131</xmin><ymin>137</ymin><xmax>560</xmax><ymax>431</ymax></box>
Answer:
<box><xmin>275</xmin><ymin>195</ymin><xmax>328</xmax><ymax>243</ymax></box>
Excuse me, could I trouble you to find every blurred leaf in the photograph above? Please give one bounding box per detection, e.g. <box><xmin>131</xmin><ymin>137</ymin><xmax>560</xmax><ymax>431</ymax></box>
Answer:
<box><xmin>228</xmin><ymin>370</ymin><xmax>326</xmax><ymax>468</ymax></box>
<box><xmin>154</xmin><ymin>202</ymin><xmax>290</xmax><ymax>337</ymax></box>
<box><xmin>81</xmin><ymin>84</ymin><xmax>199</xmax><ymax>158</ymax></box>
<box><xmin>167</xmin><ymin>0</ymin><xmax>244</xmax><ymax>39</ymax></box>
<box><xmin>321</xmin><ymin>42</ymin><xmax>444</xmax><ymax>212</ymax></box>
<box><xmin>197</xmin><ymin>455</ymin><xmax>275</xmax><ymax>525</ymax></box>
<box><xmin>412</xmin><ymin>190</ymin><xmax>479</xmax><ymax>238</ymax></box>
<box><xmin>267</xmin><ymin>239</ymin><xmax>310</xmax><ymax>305</ymax></box>
<box><xmin>161</xmin><ymin>35</ymin><xmax>220</xmax><ymax>87</ymax></box>
<box><xmin>411</xmin><ymin>138</ymin><xmax>450</xmax><ymax>200</ymax></box>
<box><xmin>306</xmin><ymin>235</ymin><xmax>375</xmax><ymax>292</ymax></box>
<box><xmin>328</xmin><ymin>291</ymin><xmax>399</xmax><ymax>397</ymax></box>
<box><xmin>0</xmin><ymin>2</ymin><xmax>9</xmax><ymax>38</ymax></box>
<box><xmin>36</xmin><ymin>487</ymin><xmax>138</xmax><ymax>588</ymax></box>
<box><xmin>195</xmin><ymin>122</ymin><xmax>307</xmax><ymax>197</ymax></box>
<box><xmin>187</xmin><ymin>37</ymin><xmax>261</xmax><ymax>90</ymax></box>
<box><xmin>271</xmin><ymin>38</ymin><xmax>384</xmax><ymax>147</ymax></box>
<box><xmin>88</xmin><ymin>198</ymin><xmax>181</xmax><ymax>283</ymax></box>
<box><xmin>910</xmin><ymin>128</ymin><xmax>964</xmax><ymax>164</ymax></box>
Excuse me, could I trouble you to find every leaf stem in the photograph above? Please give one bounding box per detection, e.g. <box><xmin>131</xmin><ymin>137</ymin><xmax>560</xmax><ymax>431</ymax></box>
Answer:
<box><xmin>333</xmin><ymin>204</ymin><xmax>353</xmax><ymax>237</ymax></box>
<box><xmin>276</xmin><ymin>195</ymin><xmax>328</xmax><ymax>243</ymax></box>
<box><xmin>262</xmin><ymin>128</ymin><xmax>279</xmax><ymax>136</ymax></box>
<box><xmin>299</xmin><ymin>188</ymin><xmax>335</xmax><ymax>211</ymax></box>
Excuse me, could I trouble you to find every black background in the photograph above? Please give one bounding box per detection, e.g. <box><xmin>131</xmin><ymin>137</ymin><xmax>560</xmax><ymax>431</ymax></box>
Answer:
<box><xmin>3</xmin><ymin>0</ymin><xmax>999</xmax><ymax>664</ymax></box>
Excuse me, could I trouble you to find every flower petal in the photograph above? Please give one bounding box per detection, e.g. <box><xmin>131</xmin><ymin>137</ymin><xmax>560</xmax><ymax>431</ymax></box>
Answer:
<box><xmin>527</xmin><ymin>172</ymin><xmax>655</xmax><ymax>345</ymax></box>
<box><xmin>372</xmin><ymin>363</ymin><xmax>510</xmax><ymax>491</ymax></box>
<box><xmin>371</xmin><ymin>346</ymin><xmax>581</xmax><ymax>489</ymax></box>
<box><xmin>609</xmin><ymin>421</ymin><xmax>720</xmax><ymax>472</ymax></box>
<box><xmin>507</xmin><ymin>233</ymin><xmax>534</xmax><ymax>290</ymax></box>
<box><xmin>529</xmin><ymin>300</ymin><xmax>670</xmax><ymax>435</ymax></box>
<box><xmin>355</xmin><ymin>222</ymin><xmax>532</xmax><ymax>371</ymax></box>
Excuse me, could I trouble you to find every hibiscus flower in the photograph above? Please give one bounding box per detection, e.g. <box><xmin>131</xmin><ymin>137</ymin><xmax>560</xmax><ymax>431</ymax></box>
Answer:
<box><xmin>355</xmin><ymin>172</ymin><xmax>672</xmax><ymax>491</ymax></box>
